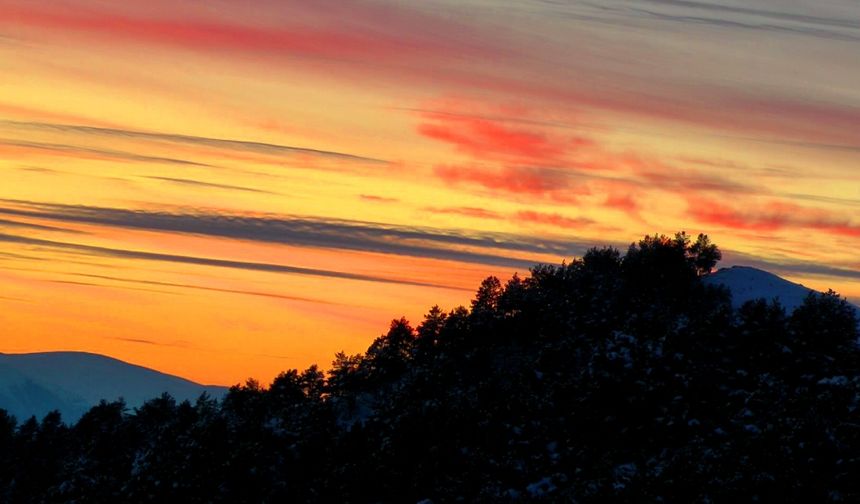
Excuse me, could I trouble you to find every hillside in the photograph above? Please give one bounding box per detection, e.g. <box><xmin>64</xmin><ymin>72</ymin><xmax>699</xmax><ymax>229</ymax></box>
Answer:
<box><xmin>0</xmin><ymin>352</ymin><xmax>226</xmax><ymax>422</ymax></box>
<box><xmin>0</xmin><ymin>233</ymin><xmax>858</xmax><ymax>503</ymax></box>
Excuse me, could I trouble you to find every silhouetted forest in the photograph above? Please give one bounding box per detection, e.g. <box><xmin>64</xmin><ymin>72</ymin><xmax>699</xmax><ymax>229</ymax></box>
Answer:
<box><xmin>2</xmin><ymin>233</ymin><xmax>859</xmax><ymax>502</ymax></box>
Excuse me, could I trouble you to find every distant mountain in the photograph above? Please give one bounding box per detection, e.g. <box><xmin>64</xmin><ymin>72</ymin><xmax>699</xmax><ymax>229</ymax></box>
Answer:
<box><xmin>0</xmin><ymin>352</ymin><xmax>227</xmax><ymax>423</ymax></box>
<box><xmin>704</xmin><ymin>265</ymin><xmax>859</xmax><ymax>313</ymax></box>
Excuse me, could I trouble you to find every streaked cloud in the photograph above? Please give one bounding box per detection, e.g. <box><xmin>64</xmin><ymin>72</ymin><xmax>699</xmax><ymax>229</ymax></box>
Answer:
<box><xmin>418</xmin><ymin>112</ymin><xmax>586</xmax><ymax>164</ymax></box>
<box><xmin>434</xmin><ymin>165</ymin><xmax>587</xmax><ymax>203</ymax></box>
<box><xmin>424</xmin><ymin>206</ymin><xmax>504</xmax><ymax>220</ymax></box>
<box><xmin>0</xmin><ymin>295</ymin><xmax>28</xmax><ymax>303</ymax></box>
<box><xmin>0</xmin><ymin>120</ymin><xmax>390</xmax><ymax>165</ymax></box>
<box><xmin>515</xmin><ymin>210</ymin><xmax>593</xmax><ymax>229</ymax></box>
<box><xmin>110</xmin><ymin>337</ymin><xmax>191</xmax><ymax>348</ymax></box>
<box><xmin>630</xmin><ymin>0</ymin><xmax>860</xmax><ymax>42</ymax></box>
<box><xmin>48</xmin><ymin>279</ymin><xmax>179</xmax><ymax>295</ymax></box>
<box><xmin>0</xmin><ymin>231</ymin><xmax>470</xmax><ymax>290</ymax></box>
<box><xmin>71</xmin><ymin>272</ymin><xmax>339</xmax><ymax>305</ymax></box>
<box><xmin>359</xmin><ymin>194</ymin><xmax>400</xmax><ymax>203</ymax></box>
<box><xmin>141</xmin><ymin>176</ymin><xmax>278</xmax><ymax>195</ymax></box>
<box><xmin>0</xmin><ymin>217</ymin><xmax>83</xmax><ymax>234</ymax></box>
<box><xmin>0</xmin><ymin>138</ymin><xmax>213</xmax><ymax>167</ymax></box>
<box><xmin>689</xmin><ymin>198</ymin><xmax>860</xmax><ymax>238</ymax></box>
<box><xmin>0</xmin><ymin>201</ymin><xmax>595</xmax><ymax>267</ymax></box>
<box><xmin>0</xmin><ymin>1</ymin><xmax>500</xmax><ymax>62</ymax></box>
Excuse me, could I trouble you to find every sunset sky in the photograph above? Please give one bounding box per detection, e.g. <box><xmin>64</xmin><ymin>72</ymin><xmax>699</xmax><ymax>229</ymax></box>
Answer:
<box><xmin>1</xmin><ymin>0</ymin><xmax>859</xmax><ymax>385</ymax></box>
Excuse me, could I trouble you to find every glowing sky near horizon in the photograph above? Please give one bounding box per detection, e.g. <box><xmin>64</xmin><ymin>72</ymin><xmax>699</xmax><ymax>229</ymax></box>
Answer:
<box><xmin>1</xmin><ymin>0</ymin><xmax>859</xmax><ymax>385</ymax></box>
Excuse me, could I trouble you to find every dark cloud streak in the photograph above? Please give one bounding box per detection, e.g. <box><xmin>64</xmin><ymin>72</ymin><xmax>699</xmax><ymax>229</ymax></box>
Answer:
<box><xmin>0</xmin><ymin>232</ymin><xmax>469</xmax><ymax>291</ymax></box>
<box><xmin>110</xmin><ymin>337</ymin><xmax>191</xmax><ymax>348</ymax></box>
<box><xmin>0</xmin><ymin>201</ymin><xmax>595</xmax><ymax>268</ymax></box>
<box><xmin>0</xmin><ymin>218</ymin><xmax>83</xmax><ymax>234</ymax></box>
<box><xmin>0</xmin><ymin>139</ymin><xmax>215</xmax><ymax>167</ymax></box>
<box><xmin>142</xmin><ymin>176</ymin><xmax>279</xmax><ymax>195</ymax></box>
<box><xmin>1</xmin><ymin>120</ymin><xmax>389</xmax><ymax>165</ymax></box>
<box><xmin>625</xmin><ymin>6</ymin><xmax>860</xmax><ymax>43</ymax></box>
<box><xmin>641</xmin><ymin>0</ymin><xmax>860</xmax><ymax>32</ymax></box>
<box><xmin>49</xmin><ymin>279</ymin><xmax>179</xmax><ymax>295</ymax></box>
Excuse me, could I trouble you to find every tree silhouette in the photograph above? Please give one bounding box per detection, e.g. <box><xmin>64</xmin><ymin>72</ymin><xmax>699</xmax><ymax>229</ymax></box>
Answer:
<box><xmin>791</xmin><ymin>289</ymin><xmax>859</xmax><ymax>352</ymax></box>
<box><xmin>688</xmin><ymin>233</ymin><xmax>722</xmax><ymax>275</ymax></box>
<box><xmin>363</xmin><ymin>317</ymin><xmax>415</xmax><ymax>383</ymax></box>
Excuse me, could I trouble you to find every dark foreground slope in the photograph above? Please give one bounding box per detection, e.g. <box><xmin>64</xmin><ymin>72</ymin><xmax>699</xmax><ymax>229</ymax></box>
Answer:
<box><xmin>0</xmin><ymin>233</ymin><xmax>858</xmax><ymax>503</ymax></box>
<box><xmin>0</xmin><ymin>352</ymin><xmax>227</xmax><ymax>422</ymax></box>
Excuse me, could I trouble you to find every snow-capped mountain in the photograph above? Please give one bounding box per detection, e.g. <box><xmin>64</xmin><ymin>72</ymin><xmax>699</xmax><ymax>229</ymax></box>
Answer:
<box><xmin>704</xmin><ymin>265</ymin><xmax>859</xmax><ymax>313</ymax></box>
<box><xmin>0</xmin><ymin>352</ymin><xmax>227</xmax><ymax>423</ymax></box>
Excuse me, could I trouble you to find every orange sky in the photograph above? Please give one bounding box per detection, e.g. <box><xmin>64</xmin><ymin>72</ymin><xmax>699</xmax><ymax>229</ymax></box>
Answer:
<box><xmin>1</xmin><ymin>0</ymin><xmax>859</xmax><ymax>385</ymax></box>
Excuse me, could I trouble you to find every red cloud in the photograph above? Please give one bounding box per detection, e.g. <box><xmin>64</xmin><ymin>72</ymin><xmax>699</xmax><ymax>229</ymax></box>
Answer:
<box><xmin>419</xmin><ymin>115</ymin><xmax>566</xmax><ymax>163</ymax></box>
<box><xmin>690</xmin><ymin>198</ymin><xmax>860</xmax><ymax>238</ymax></box>
<box><xmin>360</xmin><ymin>194</ymin><xmax>399</xmax><ymax>203</ymax></box>
<box><xmin>515</xmin><ymin>211</ymin><xmax>592</xmax><ymax>229</ymax></box>
<box><xmin>416</xmin><ymin>105</ymin><xmax>595</xmax><ymax>165</ymax></box>
<box><xmin>424</xmin><ymin>206</ymin><xmax>593</xmax><ymax>230</ymax></box>
<box><xmin>604</xmin><ymin>192</ymin><xmax>639</xmax><ymax>216</ymax></box>
<box><xmin>690</xmin><ymin>199</ymin><xmax>784</xmax><ymax>232</ymax></box>
<box><xmin>0</xmin><ymin>2</ymin><xmax>496</xmax><ymax>63</ymax></box>
<box><xmin>434</xmin><ymin>165</ymin><xmax>587</xmax><ymax>203</ymax></box>
<box><xmin>424</xmin><ymin>207</ymin><xmax>503</xmax><ymax>220</ymax></box>
<box><xmin>0</xmin><ymin>8</ymin><xmax>384</xmax><ymax>59</ymax></box>
<box><xmin>8</xmin><ymin>2</ymin><xmax>860</xmax><ymax>151</ymax></box>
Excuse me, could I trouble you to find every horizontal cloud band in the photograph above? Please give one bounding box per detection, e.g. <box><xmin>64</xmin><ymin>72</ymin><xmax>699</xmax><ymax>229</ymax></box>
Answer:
<box><xmin>0</xmin><ymin>232</ymin><xmax>465</xmax><ymax>291</ymax></box>
<box><xmin>0</xmin><ymin>201</ymin><xmax>596</xmax><ymax>268</ymax></box>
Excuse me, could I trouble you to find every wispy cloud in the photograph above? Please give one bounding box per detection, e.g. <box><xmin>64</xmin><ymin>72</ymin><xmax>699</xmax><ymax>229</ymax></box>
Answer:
<box><xmin>0</xmin><ymin>138</ymin><xmax>214</xmax><ymax>167</ymax></box>
<box><xmin>424</xmin><ymin>206</ymin><xmax>594</xmax><ymax>230</ymax></box>
<box><xmin>0</xmin><ymin>295</ymin><xmax>28</xmax><ymax>303</ymax></box>
<box><xmin>415</xmin><ymin>107</ymin><xmax>603</xmax><ymax>193</ymax></box>
<box><xmin>0</xmin><ymin>218</ymin><xmax>83</xmax><ymax>234</ymax></box>
<box><xmin>0</xmin><ymin>231</ymin><xmax>471</xmax><ymax>290</ymax></box>
<box><xmin>72</xmin><ymin>272</ymin><xmax>338</xmax><ymax>305</ymax></box>
<box><xmin>359</xmin><ymin>194</ymin><xmax>400</xmax><ymax>203</ymax></box>
<box><xmin>424</xmin><ymin>206</ymin><xmax>504</xmax><ymax>220</ymax></box>
<box><xmin>515</xmin><ymin>210</ymin><xmax>593</xmax><ymax>229</ymax></box>
<box><xmin>48</xmin><ymin>279</ymin><xmax>179</xmax><ymax>295</ymax></box>
<box><xmin>0</xmin><ymin>1</ymin><xmax>499</xmax><ymax>63</ymax></box>
<box><xmin>110</xmin><ymin>337</ymin><xmax>191</xmax><ymax>348</ymax></box>
<box><xmin>420</xmin><ymin>105</ymin><xmax>765</xmax><ymax>206</ymax></box>
<box><xmin>141</xmin><ymin>176</ymin><xmax>278</xmax><ymax>195</ymax></box>
<box><xmin>629</xmin><ymin>0</ymin><xmax>860</xmax><ymax>42</ymax></box>
<box><xmin>0</xmin><ymin>250</ymin><xmax>48</xmax><ymax>262</ymax></box>
<box><xmin>434</xmin><ymin>164</ymin><xmax>587</xmax><ymax>203</ymax></box>
<box><xmin>16</xmin><ymin>166</ymin><xmax>62</xmax><ymax>174</ymax></box>
<box><xmin>1</xmin><ymin>120</ymin><xmax>389</xmax><ymax>165</ymax></box>
<box><xmin>689</xmin><ymin>197</ymin><xmax>860</xmax><ymax>238</ymax></box>
<box><xmin>786</xmin><ymin>193</ymin><xmax>860</xmax><ymax>207</ymax></box>
<box><xmin>418</xmin><ymin>112</ymin><xmax>584</xmax><ymax>164</ymax></box>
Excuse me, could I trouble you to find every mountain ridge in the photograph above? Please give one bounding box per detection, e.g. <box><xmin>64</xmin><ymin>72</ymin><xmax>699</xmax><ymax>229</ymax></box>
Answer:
<box><xmin>0</xmin><ymin>351</ymin><xmax>227</xmax><ymax>423</ymax></box>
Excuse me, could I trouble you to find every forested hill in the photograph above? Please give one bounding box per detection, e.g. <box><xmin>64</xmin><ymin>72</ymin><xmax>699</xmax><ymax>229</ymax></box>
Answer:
<box><xmin>1</xmin><ymin>233</ymin><xmax>859</xmax><ymax>503</ymax></box>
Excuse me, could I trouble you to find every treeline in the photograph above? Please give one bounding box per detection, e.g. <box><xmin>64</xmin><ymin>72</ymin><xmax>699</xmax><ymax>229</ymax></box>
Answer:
<box><xmin>1</xmin><ymin>233</ymin><xmax>859</xmax><ymax>502</ymax></box>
